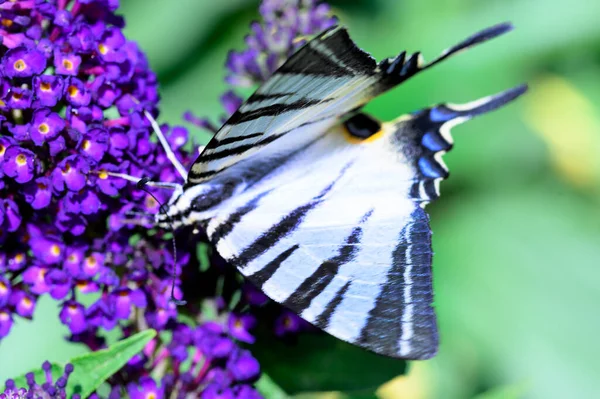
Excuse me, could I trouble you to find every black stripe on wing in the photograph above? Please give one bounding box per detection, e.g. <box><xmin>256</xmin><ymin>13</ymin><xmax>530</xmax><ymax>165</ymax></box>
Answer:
<box><xmin>232</xmin><ymin>161</ymin><xmax>355</xmax><ymax>268</ymax></box>
<box><xmin>227</xmin><ymin>99</ymin><xmax>325</xmax><ymax>125</ymax></box>
<box><xmin>356</xmin><ymin>207</ymin><xmax>437</xmax><ymax>360</ymax></box>
<box><xmin>250</xmin><ymin>245</ymin><xmax>300</xmax><ymax>286</ymax></box>
<box><xmin>314</xmin><ymin>281</ymin><xmax>352</xmax><ymax>329</ymax></box>
<box><xmin>282</xmin><ymin>209</ymin><xmax>374</xmax><ymax>313</ymax></box>
<box><xmin>209</xmin><ymin>190</ymin><xmax>273</xmax><ymax>244</ymax></box>
<box><xmin>278</xmin><ymin>25</ymin><xmax>377</xmax><ymax>77</ymax></box>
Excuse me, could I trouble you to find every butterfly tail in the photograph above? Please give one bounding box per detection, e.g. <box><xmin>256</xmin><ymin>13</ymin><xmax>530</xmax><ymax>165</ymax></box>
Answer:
<box><xmin>377</xmin><ymin>23</ymin><xmax>515</xmax><ymax>92</ymax></box>
<box><xmin>429</xmin><ymin>84</ymin><xmax>528</xmax><ymax>123</ymax></box>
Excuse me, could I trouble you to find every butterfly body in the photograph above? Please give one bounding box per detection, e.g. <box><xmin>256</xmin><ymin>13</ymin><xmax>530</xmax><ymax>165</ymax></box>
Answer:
<box><xmin>157</xmin><ymin>24</ymin><xmax>526</xmax><ymax>359</ymax></box>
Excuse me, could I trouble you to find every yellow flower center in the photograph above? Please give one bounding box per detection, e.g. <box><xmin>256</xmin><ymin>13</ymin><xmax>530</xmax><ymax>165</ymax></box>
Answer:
<box><xmin>15</xmin><ymin>154</ymin><xmax>27</xmax><ymax>166</ymax></box>
<box><xmin>38</xmin><ymin>268</ymin><xmax>47</xmax><ymax>282</ymax></box>
<box><xmin>0</xmin><ymin>281</ymin><xmax>7</xmax><ymax>294</ymax></box>
<box><xmin>145</xmin><ymin>196</ymin><xmax>157</xmax><ymax>209</ymax></box>
<box><xmin>22</xmin><ymin>297</ymin><xmax>32</xmax><ymax>307</ymax></box>
<box><xmin>82</xmin><ymin>139</ymin><xmax>91</xmax><ymax>151</ymax></box>
<box><xmin>12</xmin><ymin>92</ymin><xmax>23</xmax><ymax>101</ymax></box>
<box><xmin>0</xmin><ymin>144</ymin><xmax>5</xmax><ymax>156</ymax></box>
<box><xmin>86</xmin><ymin>255</ymin><xmax>97</xmax><ymax>267</ymax></box>
<box><xmin>37</xmin><ymin>182</ymin><xmax>47</xmax><ymax>190</ymax></box>
<box><xmin>14</xmin><ymin>253</ymin><xmax>24</xmax><ymax>263</ymax></box>
<box><xmin>50</xmin><ymin>244</ymin><xmax>61</xmax><ymax>257</ymax></box>
<box><xmin>1</xmin><ymin>19</ymin><xmax>13</xmax><ymax>27</ymax></box>
<box><xmin>62</xmin><ymin>163</ymin><xmax>71</xmax><ymax>174</ymax></box>
<box><xmin>98</xmin><ymin>170</ymin><xmax>108</xmax><ymax>179</ymax></box>
<box><xmin>76</xmin><ymin>281</ymin><xmax>87</xmax><ymax>290</ymax></box>
<box><xmin>13</xmin><ymin>59</ymin><xmax>26</xmax><ymax>71</ymax></box>
<box><xmin>0</xmin><ymin>100</ymin><xmax>5</xmax><ymax>108</ymax></box>
<box><xmin>283</xmin><ymin>316</ymin><xmax>293</xmax><ymax>328</ymax></box>
<box><xmin>62</xmin><ymin>59</ymin><xmax>73</xmax><ymax>70</ymax></box>
<box><xmin>68</xmin><ymin>304</ymin><xmax>79</xmax><ymax>313</ymax></box>
<box><xmin>145</xmin><ymin>393</ymin><xmax>157</xmax><ymax>399</ymax></box>
<box><xmin>40</xmin><ymin>82</ymin><xmax>52</xmax><ymax>91</ymax></box>
<box><xmin>38</xmin><ymin>123</ymin><xmax>50</xmax><ymax>134</ymax></box>
<box><xmin>68</xmin><ymin>85</ymin><xmax>79</xmax><ymax>97</ymax></box>
<box><xmin>0</xmin><ymin>312</ymin><xmax>8</xmax><ymax>321</ymax></box>
<box><xmin>98</xmin><ymin>43</ymin><xmax>108</xmax><ymax>55</ymax></box>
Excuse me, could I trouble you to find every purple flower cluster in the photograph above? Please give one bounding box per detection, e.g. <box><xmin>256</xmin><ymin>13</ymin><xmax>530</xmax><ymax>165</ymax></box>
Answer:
<box><xmin>0</xmin><ymin>0</ymin><xmax>182</xmax><ymax>341</ymax></box>
<box><xmin>225</xmin><ymin>0</ymin><xmax>336</xmax><ymax>87</ymax></box>
<box><xmin>123</xmin><ymin>318</ymin><xmax>261</xmax><ymax>399</ymax></box>
<box><xmin>1</xmin><ymin>0</ymin><xmax>333</xmax><ymax>397</ymax></box>
<box><xmin>3</xmin><ymin>361</ymin><xmax>75</xmax><ymax>399</ymax></box>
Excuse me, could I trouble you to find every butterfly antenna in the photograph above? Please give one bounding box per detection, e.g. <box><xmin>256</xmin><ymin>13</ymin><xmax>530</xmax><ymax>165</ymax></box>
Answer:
<box><xmin>130</xmin><ymin>96</ymin><xmax>188</xmax><ymax>182</ymax></box>
<box><xmin>137</xmin><ymin>177</ymin><xmax>187</xmax><ymax>306</ymax></box>
<box><xmin>142</xmin><ymin>110</ymin><xmax>188</xmax><ymax>181</ymax></box>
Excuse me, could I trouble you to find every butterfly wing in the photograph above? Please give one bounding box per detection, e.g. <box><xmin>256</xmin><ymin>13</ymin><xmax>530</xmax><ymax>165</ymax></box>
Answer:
<box><xmin>204</xmin><ymin>86</ymin><xmax>526</xmax><ymax>359</ymax></box>
<box><xmin>187</xmin><ymin>23</ymin><xmax>514</xmax><ymax>186</ymax></box>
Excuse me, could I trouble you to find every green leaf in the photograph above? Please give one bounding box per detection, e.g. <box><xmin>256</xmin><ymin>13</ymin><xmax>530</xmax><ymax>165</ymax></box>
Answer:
<box><xmin>472</xmin><ymin>382</ymin><xmax>528</xmax><ymax>399</ymax></box>
<box><xmin>251</xmin><ymin>329</ymin><xmax>406</xmax><ymax>395</ymax></box>
<box><xmin>197</xmin><ymin>242</ymin><xmax>212</xmax><ymax>272</ymax></box>
<box><xmin>256</xmin><ymin>373</ymin><xmax>290</xmax><ymax>399</ymax></box>
<box><xmin>66</xmin><ymin>329</ymin><xmax>156</xmax><ymax>398</ymax></box>
<box><xmin>9</xmin><ymin>362</ymin><xmax>64</xmax><ymax>391</ymax></box>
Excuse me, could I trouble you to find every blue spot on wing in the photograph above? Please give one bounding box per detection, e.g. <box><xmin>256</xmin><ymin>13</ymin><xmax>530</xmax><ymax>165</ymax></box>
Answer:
<box><xmin>429</xmin><ymin>107</ymin><xmax>457</xmax><ymax>122</ymax></box>
<box><xmin>421</xmin><ymin>131</ymin><xmax>451</xmax><ymax>152</ymax></box>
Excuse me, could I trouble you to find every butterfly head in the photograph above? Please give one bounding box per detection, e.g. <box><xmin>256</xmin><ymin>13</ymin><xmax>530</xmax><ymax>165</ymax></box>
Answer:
<box><xmin>155</xmin><ymin>179</ymin><xmax>244</xmax><ymax>230</ymax></box>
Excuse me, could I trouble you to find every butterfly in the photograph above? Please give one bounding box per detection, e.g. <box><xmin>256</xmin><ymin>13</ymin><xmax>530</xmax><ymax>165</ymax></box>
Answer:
<box><xmin>145</xmin><ymin>23</ymin><xmax>526</xmax><ymax>360</ymax></box>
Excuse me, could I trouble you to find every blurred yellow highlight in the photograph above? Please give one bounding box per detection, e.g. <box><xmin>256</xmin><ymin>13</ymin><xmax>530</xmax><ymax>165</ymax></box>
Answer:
<box><xmin>524</xmin><ymin>75</ymin><xmax>600</xmax><ymax>188</ymax></box>
<box><xmin>377</xmin><ymin>362</ymin><xmax>432</xmax><ymax>399</ymax></box>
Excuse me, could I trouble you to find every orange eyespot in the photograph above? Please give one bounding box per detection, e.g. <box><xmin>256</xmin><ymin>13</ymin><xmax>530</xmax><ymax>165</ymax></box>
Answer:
<box><xmin>40</xmin><ymin>82</ymin><xmax>52</xmax><ymax>91</ymax></box>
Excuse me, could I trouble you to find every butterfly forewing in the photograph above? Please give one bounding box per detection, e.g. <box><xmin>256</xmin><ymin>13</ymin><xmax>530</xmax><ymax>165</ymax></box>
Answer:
<box><xmin>187</xmin><ymin>26</ymin><xmax>384</xmax><ymax>185</ymax></box>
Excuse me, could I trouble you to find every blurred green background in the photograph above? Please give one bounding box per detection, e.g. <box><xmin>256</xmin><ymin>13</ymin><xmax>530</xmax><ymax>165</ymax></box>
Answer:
<box><xmin>2</xmin><ymin>0</ymin><xmax>600</xmax><ymax>398</ymax></box>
